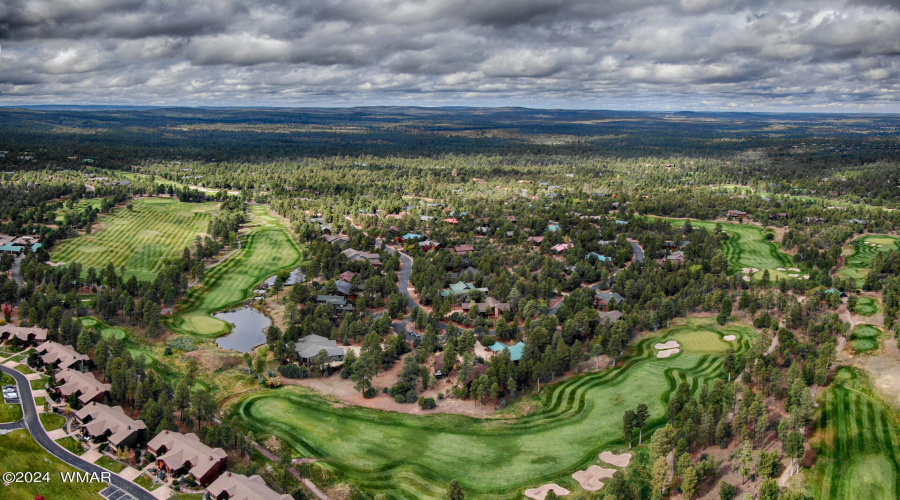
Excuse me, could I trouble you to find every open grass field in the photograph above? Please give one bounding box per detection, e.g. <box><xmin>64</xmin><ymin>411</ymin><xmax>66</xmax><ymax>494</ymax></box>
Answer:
<box><xmin>850</xmin><ymin>325</ymin><xmax>881</xmax><ymax>353</ymax></box>
<box><xmin>233</xmin><ymin>319</ymin><xmax>755</xmax><ymax>499</ymax></box>
<box><xmin>838</xmin><ymin>235</ymin><xmax>900</xmax><ymax>287</ymax></box>
<box><xmin>660</xmin><ymin>218</ymin><xmax>797</xmax><ymax>281</ymax></box>
<box><xmin>809</xmin><ymin>367</ymin><xmax>900</xmax><ymax>500</ymax></box>
<box><xmin>855</xmin><ymin>296</ymin><xmax>880</xmax><ymax>316</ymax></box>
<box><xmin>167</xmin><ymin>205</ymin><xmax>304</xmax><ymax>338</ymax></box>
<box><xmin>0</xmin><ymin>429</ymin><xmax>106</xmax><ymax>499</ymax></box>
<box><xmin>51</xmin><ymin>197</ymin><xmax>220</xmax><ymax>281</ymax></box>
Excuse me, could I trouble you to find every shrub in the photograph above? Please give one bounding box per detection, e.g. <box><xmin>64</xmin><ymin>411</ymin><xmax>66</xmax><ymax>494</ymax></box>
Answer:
<box><xmin>167</xmin><ymin>336</ymin><xmax>197</xmax><ymax>352</ymax></box>
<box><xmin>363</xmin><ymin>387</ymin><xmax>377</xmax><ymax>399</ymax></box>
<box><xmin>418</xmin><ymin>397</ymin><xmax>437</xmax><ymax>410</ymax></box>
<box><xmin>164</xmin><ymin>346</ymin><xmax>173</xmax><ymax>355</ymax></box>
<box><xmin>404</xmin><ymin>390</ymin><xmax>418</xmax><ymax>404</ymax></box>
<box><xmin>481</xmin><ymin>335</ymin><xmax>496</xmax><ymax>346</ymax></box>
<box><xmin>394</xmin><ymin>394</ymin><xmax>405</xmax><ymax>404</ymax></box>
<box><xmin>719</xmin><ymin>482</ymin><xmax>737</xmax><ymax>500</ymax></box>
<box><xmin>278</xmin><ymin>364</ymin><xmax>305</xmax><ymax>378</ymax></box>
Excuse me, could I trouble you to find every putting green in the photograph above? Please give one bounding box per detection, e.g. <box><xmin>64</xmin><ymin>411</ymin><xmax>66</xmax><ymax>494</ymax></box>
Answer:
<box><xmin>167</xmin><ymin>205</ymin><xmax>304</xmax><ymax>338</ymax></box>
<box><xmin>233</xmin><ymin>319</ymin><xmax>756</xmax><ymax>498</ymax></box>
<box><xmin>838</xmin><ymin>235</ymin><xmax>900</xmax><ymax>287</ymax></box>
<box><xmin>51</xmin><ymin>197</ymin><xmax>220</xmax><ymax>281</ymax></box>
<box><xmin>850</xmin><ymin>325</ymin><xmax>881</xmax><ymax>353</ymax></box>
<box><xmin>810</xmin><ymin>367</ymin><xmax>900</xmax><ymax>500</ymax></box>
<box><xmin>855</xmin><ymin>297</ymin><xmax>879</xmax><ymax>316</ymax></box>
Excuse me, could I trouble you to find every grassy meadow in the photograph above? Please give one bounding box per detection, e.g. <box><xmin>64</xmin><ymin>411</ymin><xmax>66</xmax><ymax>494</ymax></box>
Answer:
<box><xmin>51</xmin><ymin>197</ymin><xmax>220</xmax><ymax>281</ymax></box>
<box><xmin>167</xmin><ymin>205</ymin><xmax>304</xmax><ymax>338</ymax></box>
<box><xmin>809</xmin><ymin>368</ymin><xmax>900</xmax><ymax>500</ymax></box>
<box><xmin>838</xmin><ymin>235</ymin><xmax>900</xmax><ymax>287</ymax></box>
<box><xmin>234</xmin><ymin>319</ymin><xmax>755</xmax><ymax>499</ymax></box>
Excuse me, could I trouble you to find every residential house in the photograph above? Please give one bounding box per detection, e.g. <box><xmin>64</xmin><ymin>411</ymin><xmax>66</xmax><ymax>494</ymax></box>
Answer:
<box><xmin>315</xmin><ymin>295</ymin><xmax>354</xmax><ymax>312</ymax></box>
<box><xmin>338</xmin><ymin>271</ymin><xmax>356</xmax><ymax>282</ymax></box>
<box><xmin>295</xmin><ymin>334</ymin><xmax>345</xmax><ymax>364</ymax></box>
<box><xmin>551</xmin><ymin>243</ymin><xmax>573</xmax><ymax>253</ymax></box>
<box><xmin>323</xmin><ymin>234</ymin><xmax>349</xmax><ymax>247</ymax></box>
<box><xmin>585</xmin><ymin>253</ymin><xmax>612</xmax><ymax>263</ymax></box>
<box><xmin>341</xmin><ymin>248</ymin><xmax>381</xmax><ymax>266</ymax></box>
<box><xmin>206</xmin><ymin>472</ymin><xmax>292</xmax><ymax>500</ymax></box>
<box><xmin>401</xmin><ymin>233</ymin><xmax>423</xmax><ymax>241</ymax></box>
<box><xmin>526</xmin><ymin>236</ymin><xmax>544</xmax><ymax>246</ymax></box>
<box><xmin>147</xmin><ymin>430</ymin><xmax>227</xmax><ymax>484</ymax></box>
<box><xmin>36</xmin><ymin>341</ymin><xmax>90</xmax><ymax>370</ymax></box>
<box><xmin>460</xmin><ymin>297</ymin><xmax>511</xmax><ymax>318</ymax></box>
<box><xmin>0</xmin><ymin>325</ymin><xmax>48</xmax><ymax>346</ymax></box>
<box><xmin>487</xmin><ymin>341</ymin><xmax>526</xmax><ymax>362</ymax></box>
<box><xmin>417</xmin><ymin>240</ymin><xmax>441</xmax><ymax>251</ymax></box>
<box><xmin>595</xmin><ymin>292</ymin><xmax>625</xmax><ymax>310</ymax></box>
<box><xmin>443</xmin><ymin>218</ymin><xmax>459</xmax><ymax>224</ymax></box>
<box><xmin>656</xmin><ymin>251</ymin><xmax>686</xmax><ymax>266</ymax></box>
<box><xmin>440</xmin><ymin>281</ymin><xmax>488</xmax><ymax>297</ymax></box>
<box><xmin>334</xmin><ymin>280</ymin><xmax>354</xmax><ymax>297</ymax></box>
<box><xmin>450</xmin><ymin>244</ymin><xmax>475</xmax><ymax>256</ymax></box>
<box><xmin>74</xmin><ymin>402</ymin><xmax>146</xmax><ymax>449</ymax></box>
<box><xmin>726</xmin><ymin>210</ymin><xmax>749</xmax><ymax>218</ymax></box>
<box><xmin>848</xmin><ymin>219</ymin><xmax>868</xmax><ymax>226</ymax></box>
<box><xmin>54</xmin><ymin>369</ymin><xmax>110</xmax><ymax>405</ymax></box>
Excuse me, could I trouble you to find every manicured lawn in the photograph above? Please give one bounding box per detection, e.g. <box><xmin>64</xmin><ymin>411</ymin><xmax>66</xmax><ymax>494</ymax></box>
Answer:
<box><xmin>31</xmin><ymin>376</ymin><xmax>48</xmax><ymax>391</ymax></box>
<box><xmin>35</xmin><ymin>396</ymin><xmax>47</xmax><ymax>406</ymax></box>
<box><xmin>9</xmin><ymin>351</ymin><xmax>31</xmax><ymax>362</ymax></box>
<box><xmin>169</xmin><ymin>494</ymin><xmax>204</xmax><ymax>500</ymax></box>
<box><xmin>661</xmin><ymin>218</ymin><xmax>796</xmax><ymax>281</ymax></box>
<box><xmin>15</xmin><ymin>364</ymin><xmax>35</xmax><ymax>375</ymax></box>
<box><xmin>40</xmin><ymin>412</ymin><xmax>66</xmax><ymax>431</ymax></box>
<box><xmin>134</xmin><ymin>474</ymin><xmax>162</xmax><ymax>491</ymax></box>
<box><xmin>0</xmin><ymin>430</ymin><xmax>104</xmax><ymax>498</ymax></box>
<box><xmin>838</xmin><ymin>235</ymin><xmax>900</xmax><ymax>287</ymax></box>
<box><xmin>850</xmin><ymin>325</ymin><xmax>881</xmax><ymax>353</ymax></box>
<box><xmin>809</xmin><ymin>368</ymin><xmax>900</xmax><ymax>499</ymax></box>
<box><xmin>234</xmin><ymin>319</ymin><xmax>755</xmax><ymax>499</ymax></box>
<box><xmin>855</xmin><ymin>296</ymin><xmax>880</xmax><ymax>316</ymax></box>
<box><xmin>167</xmin><ymin>205</ymin><xmax>304</xmax><ymax>338</ymax></box>
<box><xmin>55</xmin><ymin>436</ymin><xmax>86</xmax><ymax>455</ymax></box>
<box><xmin>51</xmin><ymin>197</ymin><xmax>220</xmax><ymax>281</ymax></box>
<box><xmin>95</xmin><ymin>455</ymin><xmax>127</xmax><ymax>473</ymax></box>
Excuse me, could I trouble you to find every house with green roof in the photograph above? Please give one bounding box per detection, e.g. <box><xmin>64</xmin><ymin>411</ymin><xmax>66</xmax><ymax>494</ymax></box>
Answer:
<box><xmin>488</xmin><ymin>341</ymin><xmax>526</xmax><ymax>362</ymax></box>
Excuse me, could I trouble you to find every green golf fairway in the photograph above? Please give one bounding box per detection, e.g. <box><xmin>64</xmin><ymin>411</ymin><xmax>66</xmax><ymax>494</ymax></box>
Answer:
<box><xmin>234</xmin><ymin>320</ymin><xmax>755</xmax><ymax>498</ymax></box>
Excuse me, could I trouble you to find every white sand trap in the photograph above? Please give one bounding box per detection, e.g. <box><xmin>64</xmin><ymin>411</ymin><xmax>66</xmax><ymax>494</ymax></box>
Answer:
<box><xmin>723</xmin><ymin>335</ymin><xmax>737</xmax><ymax>341</ymax></box>
<box><xmin>788</xmin><ymin>273</ymin><xmax>799</xmax><ymax>277</ymax></box>
<box><xmin>657</xmin><ymin>348</ymin><xmax>680</xmax><ymax>358</ymax></box>
<box><xmin>789</xmin><ymin>267</ymin><xmax>801</xmax><ymax>272</ymax></box>
<box><xmin>599</xmin><ymin>452</ymin><xmax>632</xmax><ymax>467</ymax></box>
<box><xmin>654</xmin><ymin>341</ymin><xmax>679</xmax><ymax>350</ymax></box>
<box><xmin>879</xmin><ymin>245</ymin><xmax>885</xmax><ymax>247</ymax></box>
<box><xmin>742</xmin><ymin>276</ymin><xmax>750</xmax><ymax>282</ymax></box>
<box><xmin>741</xmin><ymin>267</ymin><xmax>750</xmax><ymax>273</ymax></box>
<box><xmin>803</xmin><ymin>275</ymin><xmax>810</xmax><ymax>279</ymax></box>
<box><xmin>751</xmin><ymin>268</ymin><xmax>759</xmax><ymax>273</ymax></box>
<box><xmin>525</xmin><ymin>484</ymin><xmax>571</xmax><ymax>500</ymax></box>
<box><xmin>572</xmin><ymin>466</ymin><xmax>616</xmax><ymax>491</ymax></box>
<box><xmin>777</xmin><ymin>268</ymin><xmax>785</xmax><ymax>271</ymax></box>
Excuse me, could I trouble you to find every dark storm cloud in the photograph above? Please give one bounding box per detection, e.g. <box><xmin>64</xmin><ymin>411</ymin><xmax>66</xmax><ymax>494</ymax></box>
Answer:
<box><xmin>0</xmin><ymin>0</ymin><xmax>898</xmax><ymax>110</ymax></box>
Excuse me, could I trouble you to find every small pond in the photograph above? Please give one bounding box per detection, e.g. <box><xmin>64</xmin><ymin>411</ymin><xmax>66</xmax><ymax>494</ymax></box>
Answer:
<box><xmin>214</xmin><ymin>306</ymin><xmax>271</xmax><ymax>353</ymax></box>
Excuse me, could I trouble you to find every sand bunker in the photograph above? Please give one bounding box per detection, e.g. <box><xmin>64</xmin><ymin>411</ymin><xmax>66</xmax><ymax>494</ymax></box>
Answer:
<box><xmin>599</xmin><ymin>452</ymin><xmax>632</xmax><ymax>467</ymax></box>
<box><xmin>742</xmin><ymin>276</ymin><xmax>750</xmax><ymax>281</ymax></box>
<box><xmin>789</xmin><ymin>267</ymin><xmax>801</xmax><ymax>272</ymax></box>
<box><xmin>657</xmin><ymin>348</ymin><xmax>680</xmax><ymax>358</ymax></box>
<box><xmin>525</xmin><ymin>484</ymin><xmax>571</xmax><ymax>500</ymax></box>
<box><xmin>777</xmin><ymin>268</ymin><xmax>785</xmax><ymax>271</ymax></box>
<box><xmin>723</xmin><ymin>335</ymin><xmax>737</xmax><ymax>341</ymax></box>
<box><xmin>572</xmin><ymin>466</ymin><xmax>616</xmax><ymax>491</ymax></box>
<box><xmin>802</xmin><ymin>275</ymin><xmax>810</xmax><ymax>279</ymax></box>
<box><xmin>654</xmin><ymin>341</ymin><xmax>679</xmax><ymax>350</ymax></box>
<box><xmin>788</xmin><ymin>273</ymin><xmax>799</xmax><ymax>277</ymax></box>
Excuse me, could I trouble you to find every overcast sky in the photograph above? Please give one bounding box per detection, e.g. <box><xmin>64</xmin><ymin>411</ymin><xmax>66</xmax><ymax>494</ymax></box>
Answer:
<box><xmin>1</xmin><ymin>0</ymin><xmax>898</xmax><ymax>111</ymax></box>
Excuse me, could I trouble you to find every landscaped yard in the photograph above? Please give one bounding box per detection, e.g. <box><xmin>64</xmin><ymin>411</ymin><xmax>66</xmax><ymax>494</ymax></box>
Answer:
<box><xmin>167</xmin><ymin>205</ymin><xmax>304</xmax><ymax>338</ymax></box>
<box><xmin>135</xmin><ymin>473</ymin><xmax>163</xmax><ymax>491</ymax></box>
<box><xmin>95</xmin><ymin>455</ymin><xmax>127</xmax><ymax>473</ymax></box>
<box><xmin>808</xmin><ymin>368</ymin><xmax>900</xmax><ymax>500</ymax></box>
<box><xmin>55</xmin><ymin>436</ymin><xmax>86</xmax><ymax>455</ymax></box>
<box><xmin>30</xmin><ymin>376</ymin><xmax>48</xmax><ymax>391</ymax></box>
<box><xmin>51</xmin><ymin>197</ymin><xmax>221</xmax><ymax>281</ymax></box>
<box><xmin>234</xmin><ymin>319</ymin><xmax>755</xmax><ymax>499</ymax></box>
<box><xmin>14</xmin><ymin>364</ymin><xmax>35</xmax><ymax>375</ymax></box>
<box><xmin>0</xmin><ymin>430</ymin><xmax>105</xmax><ymax>499</ymax></box>
<box><xmin>40</xmin><ymin>412</ymin><xmax>67</xmax><ymax>431</ymax></box>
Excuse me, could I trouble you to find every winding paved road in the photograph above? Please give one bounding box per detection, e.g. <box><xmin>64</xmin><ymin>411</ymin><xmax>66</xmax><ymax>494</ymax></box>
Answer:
<box><xmin>0</xmin><ymin>365</ymin><xmax>156</xmax><ymax>500</ymax></box>
<box><xmin>626</xmin><ymin>238</ymin><xmax>644</xmax><ymax>262</ymax></box>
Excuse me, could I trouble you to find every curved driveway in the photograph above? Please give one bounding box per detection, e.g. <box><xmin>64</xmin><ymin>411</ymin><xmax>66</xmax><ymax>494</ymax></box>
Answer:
<box><xmin>0</xmin><ymin>365</ymin><xmax>156</xmax><ymax>500</ymax></box>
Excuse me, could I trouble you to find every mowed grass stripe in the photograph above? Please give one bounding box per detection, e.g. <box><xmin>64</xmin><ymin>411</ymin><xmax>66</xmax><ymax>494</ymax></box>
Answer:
<box><xmin>51</xmin><ymin>197</ymin><xmax>218</xmax><ymax>280</ymax></box>
<box><xmin>233</xmin><ymin>319</ymin><xmax>755</xmax><ymax>499</ymax></box>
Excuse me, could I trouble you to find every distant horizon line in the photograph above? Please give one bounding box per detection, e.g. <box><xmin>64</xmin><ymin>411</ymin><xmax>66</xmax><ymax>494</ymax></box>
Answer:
<box><xmin>1</xmin><ymin>104</ymin><xmax>898</xmax><ymax>116</ymax></box>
